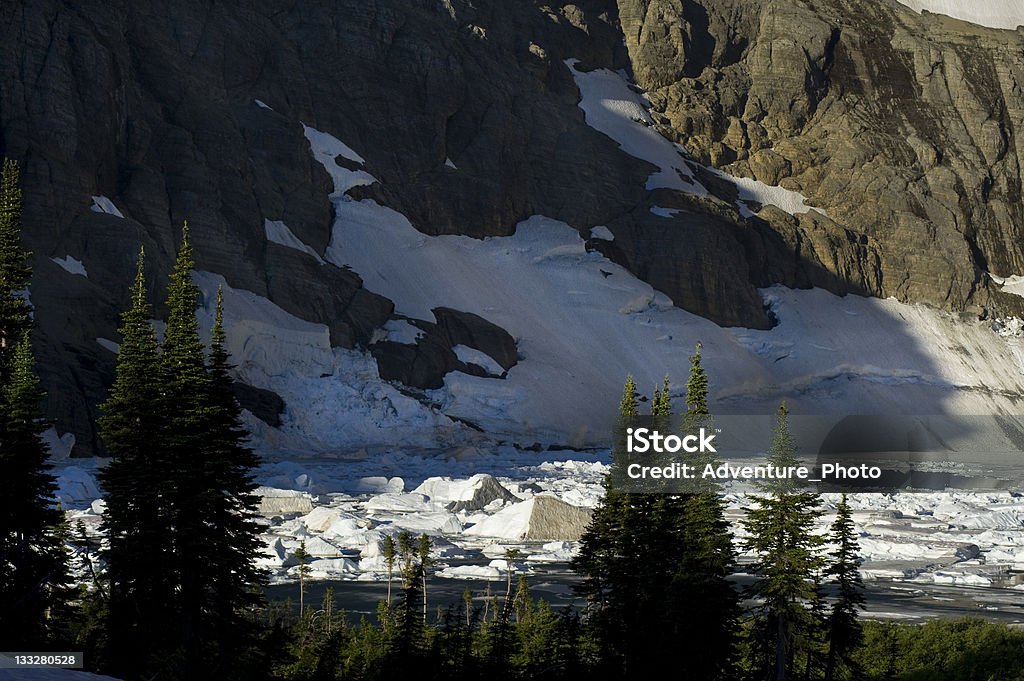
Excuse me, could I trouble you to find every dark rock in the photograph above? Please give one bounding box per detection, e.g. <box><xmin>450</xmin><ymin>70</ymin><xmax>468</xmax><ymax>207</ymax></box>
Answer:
<box><xmin>231</xmin><ymin>382</ymin><xmax>286</xmax><ymax>428</ymax></box>
<box><xmin>432</xmin><ymin>307</ymin><xmax>518</xmax><ymax>371</ymax></box>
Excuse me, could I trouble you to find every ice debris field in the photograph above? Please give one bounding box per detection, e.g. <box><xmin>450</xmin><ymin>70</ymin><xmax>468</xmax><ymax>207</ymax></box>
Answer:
<box><xmin>56</xmin><ymin>449</ymin><xmax>1024</xmax><ymax>612</ymax></box>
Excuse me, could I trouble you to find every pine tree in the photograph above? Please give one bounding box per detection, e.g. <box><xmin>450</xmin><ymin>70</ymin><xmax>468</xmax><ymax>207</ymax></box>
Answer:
<box><xmin>572</xmin><ymin>375</ymin><xmax>639</xmax><ymax>673</ymax></box>
<box><xmin>669</xmin><ymin>343</ymin><xmax>739</xmax><ymax>680</ymax></box>
<box><xmin>743</xmin><ymin>403</ymin><xmax>825</xmax><ymax>681</ymax></box>
<box><xmin>161</xmin><ymin>224</ymin><xmax>263</xmax><ymax>678</ymax></box>
<box><xmin>0</xmin><ymin>334</ymin><xmax>68</xmax><ymax>647</ymax></box>
<box><xmin>97</xmin><ymin>247</ymin><xmax>177</xmax><ymax>677</ymax></box>
<box><xmin>418</xmin><ymin>534</ymin><xmax>432</xmax><ymax>625</ymax></box>
<box><xmin>0</xmin><ymin>158</ymin><xmax>69</xmax><ymax>648</ymax></box>
<box><xmin>383</xmin><ymin>534</ymin><xmax>397</xmax><ymax>618</ymax></box>
<box><xmin>294</xmin><ymin>542</ymin><xmax>311</xmax><ymax>617</ymax></box>
<box><xmin>100</xmin><ymin>231</ymin><xmax>264</xmax><ymax>679</ymax></box>
<box><xmin>203</xmin><ymin>286</ymin><xmax>265</xmax><ymax>664</ymax></box>
<box><xmin>824</xmin><ymin>494</ymin><xmax>865</xmax><ymax>681</ymax></box>
<box><xmin>0</xmin><ymin>159</ymin><xmax>31</xmax><ymax>372</ymax></box>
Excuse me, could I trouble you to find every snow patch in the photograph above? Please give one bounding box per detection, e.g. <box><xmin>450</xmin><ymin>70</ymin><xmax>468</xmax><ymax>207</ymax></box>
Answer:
<box><xmin>894</xmin><ymin>0</ymin><xmax>1024</xmax><ymax>29</ymax></box>
<box><xmin>264</xmin><ymin>219</ymin><xmax>325</xmax><ymax>264</ymax></box>
<box><xmin>90</xmin><ymin>195</ymin><xmax>124</xmax><ymax>218</ymax></box>
<box><xmin>42</xmin><ymin>428</ymin><xmax>76</xmax><ymax>460</ymax></box>
<box><xmin>589</xmin><ymin>225</ymin><xmax>614</xmax><ymax>241</ymax></box>
<box><xmin>254</xmin><ymin>99</ymin><xmax>273</xmax><ymax>110</ymax></box>
<box><xmin>567</xmin><ymin>59</ymin><xmax>822</xmax><ymax>219</ymax></box>
<box><xmin>453</xmin><ymin>344</ymin><xmax>505</xmax><ymax>376</ymax></box>
<box><xmin>445</xmin><ymin>157</ymin><xmax>457</xmax><ymax>169</ymax></box>
<box><xmin>707</xmin><ymin>168</ymin><xmax>825</xmax><ymax>218</ymax></box>
<box><xmin>375</xmin><ymin>319</ymin><xmax>424</xmax><ymax>345</ymax></box>
<box><xmin>649</xmin><ymin>206</ymin><xmax>680</xmax><ymax>218</ymax></box>
<box><xmin>52</xmin><ymin>255</ymin><xmax>87</xmax><ymax>277</ymax></box>
<box><xmin>566</xmin><ymin>59</ymin><xmax>707</xmax><ymax>195</ymax></box>
<box><xmin>96</xmin><ymin>337</ymin><xmax>120</xmax><ymax>354</ymax></box>
<box><xmin>302</xmin><ymin>124</ymin><xmax>377</xmax><ymax>196</ymax></box>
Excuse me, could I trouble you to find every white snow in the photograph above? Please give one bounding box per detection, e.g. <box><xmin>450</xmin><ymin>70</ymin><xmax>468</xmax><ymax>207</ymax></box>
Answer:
<box><xmin>567</xmin><ymin>59</ymin><xmax>824</xmax><ymax>219</ymax></box>
<box><xmin>254</xmin><ymin>99</ymin><xmax>273</xmax><ymax>110</ymax></box>
<box><xmin>189</xmin><ymin>270</ymin><xmax>469</xmax><ymax>453</ymax></box>
<box><xmin>52</xmin><ymin>255</ymin><xmax>87</xmax><ymax>277</ymax></box>
<box><xmin>566</xmin><ymin>59</ymin><xmax>707</xmax><ymax>195</ymax></box>
<box><xmin>41</xmin><ymin>427</ymin><xmax>76</xmax><ymax>460</ymax></box>
<box><xmin>320</xmin><ymin>188</ymin><xmax>1024</xmax><ymax>441</ymax></box>
<box><xmin>90</xmin><ymin>195</ymin><xmax>124</xmax><ymax>218</ymax></box>
<box><xmin>302</xmin><ymin>124</ymin><xmax>377</xmax><ymax>196</ymax></box>
<box><xmin>452</xmin><ymin>345</ymin><xmax>505</xmax><ymax>376</ymax></box>
<box><xmin>707</xmin><ymin>168</ymin><xmax>826</xmax><ymax>218</ymax></box>
<box><xmin>649</xmin><ymin>206</ymin><xmax>680</xmax><ymax>218</ymax></box>
<box><xmin>264</xmin><ymin>219</ymin><xmax>325</xmax><ymax>264</ymax></box>
<box><xmin>365</xmin><ymin>492</ymin><xmax>443</xmax><ymax>513</ymax></box>
<box><xmin>374</xmin><ymin>319</ymin><xmax>424</xmax><ymax>345</ymax></box>
<box><xmin>894</xmin><ymin>0</ymin><xmax>1024</xmax><ymax>29</ymax></box>
<box><xmin>588</xmin><ymin>225</ymin><xmax>614</xmax><ymax>241</ymax></box>
<box><xmin>445</xmin><ymin>157</ymin><xmax>457</xmax><ymax>169</ymax></box>
<box><xmin>54</xmin><ymin>466</ymin><xmax>102</xmax><ymax>506</ymax></box>
<box><xmin>989</xmin><ymin>272</ymin><xmax>1024</xmax><ymax>298</ymax></box>
<box><xmin>95</xmin><ymin>337</ymin><xmax>120</xmax><ymax>354</ymax></box>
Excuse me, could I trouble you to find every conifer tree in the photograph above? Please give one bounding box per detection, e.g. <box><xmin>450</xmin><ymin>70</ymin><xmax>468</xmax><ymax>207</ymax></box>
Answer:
<box><xmin>0</xmin><ymin>158</ymin><xmax>69</xmax><ymax>648</ymax></box>
<box><xmin>203</xmin><ymin>286</ymin><xmax>265</xmax><ymax>659</ymax></box>
<box><xmin>383</xmin><ymin>534</ymin><xmax>397</xmax><ymax>613</ymax></box>
<box><xmin>573</xmin><ymin>375</ymin><xmax>639</xmax><ymax>673</ymax></box>
<box><xmin>161</xmin><ymin>225</ymin><xmax>263</xmax><ymax>677</ymax></box>
<box><xmin>0</xmin><ymin>334</ymin><xmax>68</xmax><ymax>646</ymax></box>
<box><xmin>0</xmin><ymin>159</ymin><xmax>31</xmax><ymax>370</ymax></box>
<box><xmin>824</xmin><ymin>494</ymin><xmax>865</xmax><ymax>681</ymax></box>
<box><xmin>101</xmin><ymin>231</ymin><xmax>263</xmax><ymax>679</ymax></box>
<box><xmin>669</xmin><ymin>343</ymin><xmax>739</xmax><ymax>680</ymax></box>
<box><xmin>743</xmin><ymin>403</ymin><xmax>824</xmax><ymax>681</ymax></box>
<box><xmin>98</xmin><ymin>248</ymin><xmax>177</xmax><ymax>676</ymax></box>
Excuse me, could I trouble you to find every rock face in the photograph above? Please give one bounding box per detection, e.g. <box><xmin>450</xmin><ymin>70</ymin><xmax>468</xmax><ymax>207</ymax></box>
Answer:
<box><xmin>616</xmin><ymin>0</ymin><xmax>1024</xmax><ymax>318</ymax></box>
<box><xmin>4</xmin><ymin>0</ymin><xmax>1024</xmax><ymax>453</ymax></box>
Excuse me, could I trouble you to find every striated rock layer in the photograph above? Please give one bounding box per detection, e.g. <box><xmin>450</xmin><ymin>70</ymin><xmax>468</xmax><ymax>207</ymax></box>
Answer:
<box><xmin>617</xmin><ymin>0</ymin><xmax>1024</xmax><ymax>318</ymax></box>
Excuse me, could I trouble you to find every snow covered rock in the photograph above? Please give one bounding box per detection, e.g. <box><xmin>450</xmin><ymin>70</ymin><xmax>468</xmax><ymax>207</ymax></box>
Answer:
<box><xmin>414</xmin><ymin>474</ymin><xmax>520</xmax><ymax>512</ymax></box>
<box><xmin>465</xmin><ymin>495</ymin><xmax>593</xmax><ymax>541</ymax></box>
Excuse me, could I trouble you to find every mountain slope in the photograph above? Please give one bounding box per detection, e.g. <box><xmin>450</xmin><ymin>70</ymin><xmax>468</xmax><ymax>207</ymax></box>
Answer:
<box><xmin>4</xmin><ymin>0</ymin><xmax>1024</xmax><ymax>454</ymax></box>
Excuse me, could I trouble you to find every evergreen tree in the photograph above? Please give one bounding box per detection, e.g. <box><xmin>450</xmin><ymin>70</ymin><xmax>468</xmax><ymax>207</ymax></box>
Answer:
<box><xmin>824</xmin><ymin>494</ymin><xmax>865</xmax><ymax>681</ymax></box>
<box><xmin>0</xmin><ymin>334</ymin><xmax>68</xmax><ymax>646</ymax></box>
<box><xmin>98</xmin><ymin>247</ymin><xmax>177</xmax><ymax>677</ymax></box>
<box><xmin>383</xmin><ymin>534</ymin><xmax>397</xmax><ymax>622</ymax></box>
<box><xmin>743</xmin><ymin>403</ymin><xmax>825</xmax><ymax>681</ymax></box>
<box><xmin>161</xmin><ymin>225</ymin><xmax>263</xmax><ymax>678</ymax></box>
<box><xmin>100</xmin><ymin>231</ymin><xmax>263</xmax><ymax>679</ymax></box>
<box><xmin>669</xmin><ymin>343</ymin><xmax>739</xmax><ymax>680</ymax></box>
<box><xmin>294</xmin><ymin>542</ymin><xmax>311</xmax><ymax>617</ymax></box>
<box><xmin>0</xmin><ymin>158</ymin><xmax>69</xmax><ymax>648</ymax></box>
<box><xmin>203</xmin><ymin>286</ymin><xmax>265</xmax><ymax>665</ymax></box>
<box><xmin>0</xmin><ymin>159</ymin><xmax>31</xmax><ymax>371</ymax></box>
<box><xmin>572</xmin><ymin>375</ymin><xmax>639</xmax><ymax>674</ymax></box>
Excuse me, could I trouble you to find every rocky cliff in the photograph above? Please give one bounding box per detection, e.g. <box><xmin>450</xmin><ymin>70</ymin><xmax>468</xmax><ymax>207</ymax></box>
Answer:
<box><xmin>617</xmin><ymin>0</ymin><xmax>1024</xmax><ymax>316</ymax></box>
<box><xmin>2</xmin><ymin>0</ymin><xmax>1023</xmax><ymax>454</ymax></box>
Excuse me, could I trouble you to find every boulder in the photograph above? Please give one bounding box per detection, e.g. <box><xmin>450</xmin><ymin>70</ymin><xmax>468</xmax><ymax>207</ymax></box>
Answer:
<box><xmin>465</xmin><ymin>495</ymin><xmax>593</xmax><ymax>541</ymax></box>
